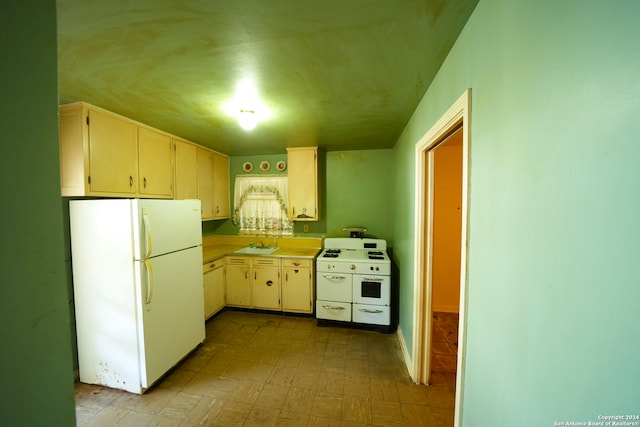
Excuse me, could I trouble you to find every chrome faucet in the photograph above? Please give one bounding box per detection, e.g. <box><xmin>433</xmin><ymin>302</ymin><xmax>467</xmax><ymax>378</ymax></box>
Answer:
<box><xmin>256</xmin><ymin>241</ymin><xmax>265</xmax><ymax>249</ymax></box>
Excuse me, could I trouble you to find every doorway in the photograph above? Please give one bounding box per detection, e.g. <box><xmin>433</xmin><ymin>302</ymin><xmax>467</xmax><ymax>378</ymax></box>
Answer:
<box><xmin>411</xmin><ymin>89</ymin><xmax>470</xmax><ymax>427</ymax></box>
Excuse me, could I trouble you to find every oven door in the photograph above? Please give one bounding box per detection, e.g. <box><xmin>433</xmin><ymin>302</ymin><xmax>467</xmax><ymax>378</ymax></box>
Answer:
<box><xmin>352</xmin><ymin>274</ymin><xmax>390</xmax><ymax>306</ymax></box>
<box><xmin>316</xmin><ymin>272</ymin><xmax>352</xmax><ymax>302</ymax></box>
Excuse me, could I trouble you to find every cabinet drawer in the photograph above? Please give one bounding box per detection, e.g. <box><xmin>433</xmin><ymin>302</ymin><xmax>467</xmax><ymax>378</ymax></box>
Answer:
<box><xmin>251</xmin><ymin>257</ymin><xmax>279</xmax><ymax>267</ymax></box>
<box><xmin>203</xmin><ymin>260</ymin><xmax>222</xmax><ymax>273</ymax></box>
<box><xmin>282</xmin><ymin>258</ymin><xmax>312</xmax><ymax>269</ymax></box>
<box><xmin>225</xmin><ymin>256</ymin><xmax>248</xmax><ymax>266</ymax></box>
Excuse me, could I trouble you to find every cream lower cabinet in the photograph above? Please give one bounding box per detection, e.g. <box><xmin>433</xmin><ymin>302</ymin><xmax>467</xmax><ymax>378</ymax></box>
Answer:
<box><xmin>203</xmin><ymin>260</ymin><xmax>225</xmax><ymax>319</ymax></box>
<box><xmin>251</xmin><ymin>257</ymin><xmax>281</xmax><ymax>311</ymax></box>
<box><xmin>225</xmin><ymin>256</ymin><xmax>251</xmax><ymax>307</ymax></box>
<box><xmin>282</xmin><ymin>258</ymin><xmax>314</xmax><ymax>313</ymax></box>
<box><xmin>224</xmin><ymin>256</ymin><xmax>281</xmax><ymax>311</ymax></box>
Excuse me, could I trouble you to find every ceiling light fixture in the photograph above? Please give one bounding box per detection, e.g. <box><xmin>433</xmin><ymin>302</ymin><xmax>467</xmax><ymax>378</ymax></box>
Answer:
<box><xmin>238</xmin><ymin>109</ymin><xmax>257</xmax><ymax>131</ymax></box>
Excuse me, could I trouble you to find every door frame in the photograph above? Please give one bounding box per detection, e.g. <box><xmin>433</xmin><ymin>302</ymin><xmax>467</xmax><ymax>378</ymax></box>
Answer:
<box><xmin>411</xmin><ymin>88</ymin><xmax>470</xmax><ymax>426</ymax></box>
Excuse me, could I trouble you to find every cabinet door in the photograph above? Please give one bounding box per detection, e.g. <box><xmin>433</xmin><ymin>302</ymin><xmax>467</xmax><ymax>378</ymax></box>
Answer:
<box><xmin>287</xmin><ymin>147</ymin><xmax>318</xmax><ymax>220</ymax></box>
<box><xmin>212</xmin><ymin>152</ymin><xmax>230</xmax><ymax>219</ymax></box>
<box><xmin>138</xmin><ymin>127</ymin><xmax>173</xmax><ymax>198</ymax></box>
<box><xmin>87</xmin><ymin>108</ymin><xmax>138</xmax><ymax>194</ymax></box>
<box><xmin>252</xmin><ymin>261</ymin><xmax>281</xmax><ymax>311</ymax></box>
<box><xmin>283</xmin><ymin>266</ymin><xmax>312</xmax><ymax>313</ymax></box>
<box><xmin>225</xmin><ymin>258</ymin><xmax>251</xmax><ymax>307</ymax></box>
<box><xmin>203</xmin><ymin>261</ymin><xmax>225</xmax><ymax>319</ymax></box>
<box><xmin>282</xmin><ymin>258</ymin><xmax>313</xmax><ymax>313</ymax></box>
<box><xmin>174</xmin><ymin>138</ymin><xmax>198</xmax><ymax>200</ymax></box>
<box><xmin>196</xmin><ymin>147</ymin><xmax>214</xmax><ymax>220</ymax></box>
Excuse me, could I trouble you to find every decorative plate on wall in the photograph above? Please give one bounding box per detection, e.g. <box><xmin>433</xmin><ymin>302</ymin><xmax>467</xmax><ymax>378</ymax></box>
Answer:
<box><xmin>276</xmin><ymin>160</ymin><xmax>287</xmax><ymax>172</ymax></box>
<box><xmin>260</xmin><ymin>161</ymin><xmax>270</xmax><ymax>171</ymax></box>
<box><xmin>242</xmin><ymin>161</ymin><xmax>253</xmax><ymax>172</ymax></box>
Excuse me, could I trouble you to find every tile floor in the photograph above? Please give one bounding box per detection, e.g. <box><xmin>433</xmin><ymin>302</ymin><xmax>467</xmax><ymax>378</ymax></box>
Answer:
<box><xmin>75</xmin><ymin>310</ymin><xmax>458</xmax><ymax>426</ymax></box>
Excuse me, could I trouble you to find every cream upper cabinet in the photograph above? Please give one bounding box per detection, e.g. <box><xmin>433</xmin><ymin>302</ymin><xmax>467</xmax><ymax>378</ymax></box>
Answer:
<box><xmin>287</xmin><ymin>147</ymin><xmax>319</xmax><ymax>221</ymax></box>
<box><xmin>59</xmin><ymin>102</ymin><xmax>230</xmax><ymax>208</ymax></box>
<box><xmin>196</xmin><ymin>147</ymin><xmax>214</xmax><ymax>220</ymax></box>
<box><xmin>282</xmin><ymin>258</ymin><xmax>314</xmax><ymax>314</ymax></box>
<box><xmin>212</xmin><ymin>152</ymin><xmax>230</xmax><ymax>219</ymax></box>
<box><xmin>203</xmin><ymin>260</ymin><xmax>225</xmax><ymax>319</ymax></box>
<box><xmin>138</xmin><ymin>126</ymin><xmax>173</xmax><ymax>198</ymax></box>
<box><xmin>59</xmin><ymin>103</ymin><xmax>138</xmax><ymax>197</ymax></box>
<box><xmin>174</xmin><ymin>138</ymin><xmax>198</xmax><ymax>200</ymax></box>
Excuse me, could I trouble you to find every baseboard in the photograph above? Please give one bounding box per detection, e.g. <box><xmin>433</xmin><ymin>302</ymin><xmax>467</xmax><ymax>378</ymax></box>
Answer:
<box><xmin>432</xmin><ymin>305</ymin><xmax>459</xmax><ymax>313</ymax></box>
<box><xmin>396</xmin><ymin>326</ymin><xmax>415</xmax><ymax>381</ymax></box>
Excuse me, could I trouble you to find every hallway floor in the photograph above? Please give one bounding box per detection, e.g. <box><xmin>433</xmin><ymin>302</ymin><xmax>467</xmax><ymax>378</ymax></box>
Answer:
<box><xmin>75</xmin><ymin>310</ymin><xmax>457</xmax><ymax>426</ymax></box>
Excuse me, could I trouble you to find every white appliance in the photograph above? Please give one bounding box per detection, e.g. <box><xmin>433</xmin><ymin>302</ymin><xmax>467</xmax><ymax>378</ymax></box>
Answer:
<box><xmin>69</xmin><ymin>199</ymin><xmax>205</xmax><ymax>394</ymax></box>
<box><xmin>316</xmin><ymin>238</ymin><xmax>391</xmax><ymax>327</ymax></box>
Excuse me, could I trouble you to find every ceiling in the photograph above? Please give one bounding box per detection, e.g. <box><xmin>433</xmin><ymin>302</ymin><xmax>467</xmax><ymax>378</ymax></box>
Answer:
<box><xmin>57</xmin><ymin>0</ymin><xmax>478</xmax><ymax>156</ymax></box>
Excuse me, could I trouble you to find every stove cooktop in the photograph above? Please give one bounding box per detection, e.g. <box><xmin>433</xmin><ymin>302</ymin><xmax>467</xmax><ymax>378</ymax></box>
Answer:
<box><xmin>318</xmin><ymin>238</ymin><xmax>390</xmax><ymax>264</ymax></box>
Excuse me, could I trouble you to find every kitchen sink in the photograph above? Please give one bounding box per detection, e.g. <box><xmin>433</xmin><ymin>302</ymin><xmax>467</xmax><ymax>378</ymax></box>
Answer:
<box><xmin>234</xmin><ymin>246</ymin><xmax>279</xmax><ymax>255</ymax></box>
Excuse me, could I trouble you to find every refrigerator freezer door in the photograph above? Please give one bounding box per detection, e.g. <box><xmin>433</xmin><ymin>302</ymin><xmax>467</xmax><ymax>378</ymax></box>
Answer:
<box><xmin>134</xmin><ymin>245</ymin><xmax>205</xmax><ymax>388</ymax></box>
<box><xmin>132</xmin><ymin>199</ymin><xmax>202</xmax><ymax>260</ymax></box>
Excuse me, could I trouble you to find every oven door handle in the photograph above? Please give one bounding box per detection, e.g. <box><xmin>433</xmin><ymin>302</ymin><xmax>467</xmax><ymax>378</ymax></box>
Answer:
<box><xmin>358</xmin><ymin>308</ymin><xmax>384</xmax><ymax>314</ymax></box>
<box><xmin>322</xmin><ymin>305</ymin><xmax>346</xmax><ymax>311</ymax></box>
<box><xmin>322</xmin><ymin>274</ymin><xmax>347</xmax><ymax>280</ymax></box>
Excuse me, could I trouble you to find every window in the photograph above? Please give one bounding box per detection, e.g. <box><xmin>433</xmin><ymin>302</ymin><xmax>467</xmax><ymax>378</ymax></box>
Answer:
<box><xmin>233</xmin><ymin>175</ymin><xmax>293</xmax><ymax>235</ymax></box>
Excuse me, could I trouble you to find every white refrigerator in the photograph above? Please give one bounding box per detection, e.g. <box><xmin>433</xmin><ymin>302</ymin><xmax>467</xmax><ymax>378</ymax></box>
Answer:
<box><xmin>69</xmin><ymin>199</ymin><xmax>205</xmax><ymax>394</ymax></box>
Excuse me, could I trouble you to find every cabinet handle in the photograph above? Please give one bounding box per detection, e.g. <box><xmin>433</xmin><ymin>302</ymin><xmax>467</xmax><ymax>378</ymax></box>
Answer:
<box><xmin>266</xmin><ymin>280</ymin><xmax>273</xmax><ymax>287</ymax></box>
<box><xmin>245</xmin><ymin>271</ymin><xmax>248</xmax><ymax>279</ymax></box>
<box><xmin>129</xmin><ymin>176</ymin><xmax>133</xmax><ymax>187</ymax></box>
<box><xmin>293</xmin><ymin>262</ymin><xmax>300</xmax><ymax>267</ymax></box>
<box><xmin>143</xmin><ymin>177</ymin><xmax>147</xmax><ymax>188</ymax></box>
<box><xmin>359</xmin><ymin>308</ymin><xmax>384</xmax><ymax>314</ymax></box>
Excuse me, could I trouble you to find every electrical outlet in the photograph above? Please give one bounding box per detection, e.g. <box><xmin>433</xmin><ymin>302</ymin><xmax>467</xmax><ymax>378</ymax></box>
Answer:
<box><xmin>303</xmin><ymin>224</ymin><xmax>309</xmax><ymax>232</ymax></box>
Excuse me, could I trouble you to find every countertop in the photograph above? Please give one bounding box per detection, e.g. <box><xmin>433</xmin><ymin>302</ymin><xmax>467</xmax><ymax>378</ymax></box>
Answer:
<box><xmin>202</xmin><ymin>235</ymin><xmax>322</xmax><ymax>264</ymax></box>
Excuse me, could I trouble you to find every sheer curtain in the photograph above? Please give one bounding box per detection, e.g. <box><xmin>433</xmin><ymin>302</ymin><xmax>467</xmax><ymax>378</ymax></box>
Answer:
<box><xmin>233</xmin><ymin>175</ymin><xmax>293</xmax><ymax>235</ymax></box>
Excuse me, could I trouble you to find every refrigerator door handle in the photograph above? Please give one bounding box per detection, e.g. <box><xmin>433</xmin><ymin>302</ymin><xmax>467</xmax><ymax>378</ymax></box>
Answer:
<box><xmin>144</xmin><ymin>259</ymin><xmax>154</xmax><ymax>306</ymax></box>
<box><xmin>142</xmin><ymin>208</ymin><xmax>153</xmax><ymax>258</ymax></box>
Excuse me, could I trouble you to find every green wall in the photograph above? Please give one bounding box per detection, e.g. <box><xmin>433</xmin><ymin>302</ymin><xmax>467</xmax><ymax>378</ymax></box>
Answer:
<box><xmin>393</xmin><ymin>0</ymin><xmax>640</xmax><ymax>424</ymax></box>
<box><xmin>204</xmin><ymin>149</ymin><xmax>395</xmax><ymax>244</ymax></box>
<box><xmin>325</xmin><ymin>150</ymin><xmax>394</xmax><ymax>243</ymax></box>
<box><xmin>0</xmin><ymin>0</ymin><xmax>76</xmax><ymax>425</ymax></box>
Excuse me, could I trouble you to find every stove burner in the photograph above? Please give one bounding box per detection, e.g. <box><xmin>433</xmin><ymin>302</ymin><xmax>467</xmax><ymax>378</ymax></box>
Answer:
<box><xmin>323</xmin><ymin>253</ymin><xmax>339</xmax><ymax>258</ymax></box>
<box><xmin>367</xmin><ymin>250</ymin><xmax>385</xmax><ymax>260</ymax></box>
<box><xmin>323</xmin><ymin>248</ymin><xmax>341</xmax><ymax>258</ymax></box>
